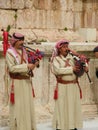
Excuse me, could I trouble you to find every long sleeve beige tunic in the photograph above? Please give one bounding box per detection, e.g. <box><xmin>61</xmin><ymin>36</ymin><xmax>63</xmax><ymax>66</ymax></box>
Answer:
<box><xmin>52</xmin><ymin>54</ymin><xmax>83</xmax><ymax>130</ymax></box>
<box><xmin>5</xmin><ymin>49</ymin><xmax>36</xmax><ymax>130</ymax></box>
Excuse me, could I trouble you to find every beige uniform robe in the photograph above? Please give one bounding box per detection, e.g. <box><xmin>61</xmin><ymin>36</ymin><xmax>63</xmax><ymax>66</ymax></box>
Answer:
<box><xmin>52</xmin><ymin>54</ymin><xmax>83</xmax><ymax>130</ymax></box>
<box><xmin>5</xmin><ymin>49</ymin><xmax>36</xmax><ymax>130</ymax></box>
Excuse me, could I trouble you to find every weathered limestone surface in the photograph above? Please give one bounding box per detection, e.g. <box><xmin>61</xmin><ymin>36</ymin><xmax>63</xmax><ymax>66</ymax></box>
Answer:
<box><xmin>0</xmin><ymin>10</ymin><xmax>15</xmax><ymax>29</ymax></box>
<box><xmin>0</xmin><ymin>0</ymin><xmax>98</xmax><ymax>42</ymax></box>
<box><xmin>2</xmin><ymin>28</ymin><xmax>84</xmax><ymax>43</ymax></box>
<box><xmin>16</xmin><ymin>9</ymin><xmax>73</xmax><ymax>29</ymax></box>
<box><xmin>11</xmin><ymin>0</ymin><xmax>24</xmax><ymax>9</ymax></box>
<box><xmin>0</xmin><ymin>0</ymin><xmax>11</xmax><ymax>9</ymax></box>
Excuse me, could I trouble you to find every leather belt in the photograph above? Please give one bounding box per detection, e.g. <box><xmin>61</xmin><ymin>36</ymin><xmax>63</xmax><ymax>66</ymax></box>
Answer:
<box><xmin>9</xmin><ymin>73</ymin><xmax>30</xmax><ymax>80</ymax></box>
<box><xmin>57</xmin><ymin>78</ymin><xmax>78</xmax><ymax>84</ymax></box>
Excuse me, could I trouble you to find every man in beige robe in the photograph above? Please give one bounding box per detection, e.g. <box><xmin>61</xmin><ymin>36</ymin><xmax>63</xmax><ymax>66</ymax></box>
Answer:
<box><xmin>51</xmin><ymin>40</ymin><xmax>88</xmax><ymax>130</ymax></box>
<box><xmin>5</xmin><ymin>33</ymin><xmax>39</xmax><ymax>130</ymax></box>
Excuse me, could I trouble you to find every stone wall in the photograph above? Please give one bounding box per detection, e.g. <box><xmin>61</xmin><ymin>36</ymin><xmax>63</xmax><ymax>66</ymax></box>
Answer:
<box><xmin>0</xmin><ymin>0</ymin><xmax>98</xmax><ymax>42</ymax></box>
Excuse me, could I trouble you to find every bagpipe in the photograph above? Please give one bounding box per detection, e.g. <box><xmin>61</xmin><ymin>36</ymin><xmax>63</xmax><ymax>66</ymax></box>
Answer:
<box><xmin>69</xmin><ymin>50</ymin><xmax>92</xmax><ymax>83</ymax></box>
<box><xmin>22</xmin><ymin>45</ymin><xmax>44</xmax><ymax>77</ymax></box>
<box><xmin>1</xmin><ymin>29</ymin><xmax>44</xmax><ymax>68</ymax></box>
<box><xmin>22</xmin><ymin>45</ymin><xmax>44</xmax><ymax>68</ymax></box>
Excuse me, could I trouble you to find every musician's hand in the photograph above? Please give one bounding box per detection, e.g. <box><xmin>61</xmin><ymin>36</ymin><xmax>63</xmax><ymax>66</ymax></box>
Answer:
<box><xmin>28</xmin><ymin>64</ymin><xmax>36</xmax><ymax>70</ymax></box>
<box><xmin>73</xmin><ymin>66</ymin><xmax>80</xmax><ymax>73</ymax></box>
<box><xmin>35</xmin><ymin>60</ymin><xmax>40</xmax><ymax>67</ymax></box>
<box><xmin>68</xmin><ymin>48</ymin><xmax>79</xmax><ymax>57</ymax></box>
<box><xmin>83</xmin><ymin>66</ymin><xmax>89</xmax><ymax>73</ymax></box>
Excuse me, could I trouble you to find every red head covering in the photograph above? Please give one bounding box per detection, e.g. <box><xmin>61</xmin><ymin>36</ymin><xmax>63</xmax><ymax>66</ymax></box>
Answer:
<box><xmin>51</xmin><ymin>39</ymin><xmax>69</xmax><ymax>62</ymax></box>
<box><xmin>55</xmin><ymin>39</ymin><xmax>69</xmax><ymax>49</ymax></box>
<box><xmin>10</xmin><ymin>33</ymin><xmax>24</xmax><ymax>46</ymax></box>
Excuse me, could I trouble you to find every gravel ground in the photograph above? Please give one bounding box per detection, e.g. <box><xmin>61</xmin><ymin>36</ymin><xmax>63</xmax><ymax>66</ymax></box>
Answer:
<box><xmin>0</xmin><ymin>118</ymin><xmax>98</xmax><ymax>130</ymax></box>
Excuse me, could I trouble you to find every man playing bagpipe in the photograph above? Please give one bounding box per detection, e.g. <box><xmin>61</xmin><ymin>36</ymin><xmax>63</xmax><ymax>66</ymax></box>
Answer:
<box><xmin>3</xmin><ymin>32</ymin><xmax>43</xmax><ymax>130</ymax></box>
<box><xmin>51</xmin><ymin>39</ymin><xmax>89</xmax><ymax>130</ymax></box>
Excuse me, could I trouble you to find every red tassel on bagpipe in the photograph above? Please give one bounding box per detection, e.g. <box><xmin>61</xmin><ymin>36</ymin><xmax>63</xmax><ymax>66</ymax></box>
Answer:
<box><xmin>54</xmin><ymin>85</ymin><xmax>58</xmax><ymax>100</ymax></box>
<box><xmin>10</xmin><ymin>84</ymin><xmax>15</xmax><ymax>104</ymax></box>
<box><xmin>32</xmin><ymin>87</ymin><xmax>35</xmax><ymax>97</ymax></box>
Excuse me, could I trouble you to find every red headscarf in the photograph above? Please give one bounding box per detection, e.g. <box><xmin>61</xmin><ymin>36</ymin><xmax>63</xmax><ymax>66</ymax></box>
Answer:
<box><xmin>55</xmin><ymin>39</ymin><xmax>69</xmax><ymax>49</ymax></box>
<box><xmin>51</xmin><ymin>39</ymin><xmax>69</xmax><ymax>62</ymax></box>
<box><xmin>10</xmin><ymin>33</ymin><xmax>24</xmax><ymax>46</ymax></box>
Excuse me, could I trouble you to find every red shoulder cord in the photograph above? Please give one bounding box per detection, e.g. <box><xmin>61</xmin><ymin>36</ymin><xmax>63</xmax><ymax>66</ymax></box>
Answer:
<box><xmin>54</xmin><ymin>82</ymin><xmax>58</xmax><ymax>100</ymax></box>
<box><xmin>10</xmin><ymin>49</ymin><xmax>24</xmax><ymax>104</ymax></box>
<box><xmin>10</xmin><ymin>79</ymin><xmax>15</xmax><ymax>104</ymax></box>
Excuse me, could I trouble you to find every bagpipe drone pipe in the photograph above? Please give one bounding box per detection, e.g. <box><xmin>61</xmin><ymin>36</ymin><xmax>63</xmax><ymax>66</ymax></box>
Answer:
<box><xmin>22</xmin><ymin>45</ymin><xmax>44</xmax><ymax>67</ymax></box>
<box><xmin>22</xmin><ymin>45</ymin><xmax>44</xmax><ymax>76</ymax></box>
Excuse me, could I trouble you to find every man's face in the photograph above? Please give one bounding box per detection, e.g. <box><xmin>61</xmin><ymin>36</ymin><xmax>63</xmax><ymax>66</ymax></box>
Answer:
<box><xmin>59</xmin><ymin>44</ymin><xmax>69</xmax><ymax>57</ymax></box>
<box><xmin>14</xmin><ymin>40</ymin><xmax>24</xmax><ymax>49</ymax></box>
<box><xmin>94</xmin><ymin>52</ymin><xmax>98</xmax><ymax>58</ymax></box>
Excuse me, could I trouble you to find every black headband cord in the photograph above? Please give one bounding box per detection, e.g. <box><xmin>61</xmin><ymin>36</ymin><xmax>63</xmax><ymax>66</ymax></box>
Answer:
<box><xmin>13</xmin><ymin>33</ymin><xmax>24</xmax><ymax>40</ymax></box>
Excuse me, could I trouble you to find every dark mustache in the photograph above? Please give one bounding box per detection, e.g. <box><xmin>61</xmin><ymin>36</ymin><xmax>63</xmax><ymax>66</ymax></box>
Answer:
<box><xmin>20</xmin><ymin>43</ymin><xmax>24</xmax><ymax>46</ymax></box>
<box><xmin>66</xmin><ymin>49</ymin><xmax>70</xmax><ymax>53</ymax></box>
